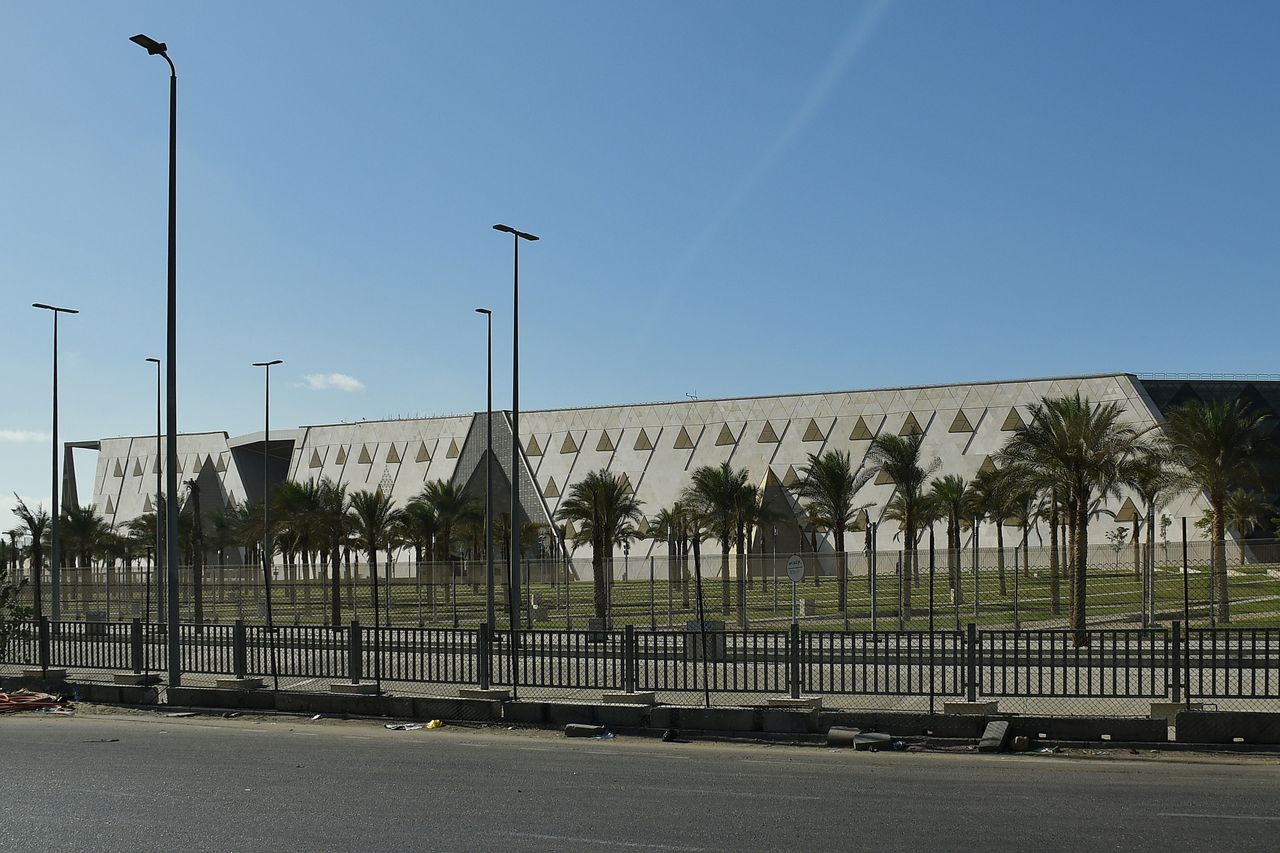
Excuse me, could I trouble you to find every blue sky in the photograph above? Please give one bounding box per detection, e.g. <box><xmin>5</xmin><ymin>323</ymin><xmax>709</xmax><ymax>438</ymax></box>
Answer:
<box><xmin>3</xmin><ymin>1</ymin><xmax>1278</xmax><ymax>515</ymax></box>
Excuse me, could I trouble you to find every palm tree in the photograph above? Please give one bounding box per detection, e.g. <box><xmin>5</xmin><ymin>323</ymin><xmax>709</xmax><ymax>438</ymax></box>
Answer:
<box><xmin>1220</xmin><ymin>489</ymin><xmax>1272</xmax><ymax>565</ymax></box>
<box><xmin>792</xmin><ymin>450</ymin><xmax>874</xmax><ymax>613</ymax></box>
<box><xmin>1164</xmin><ymin>399</ymin><xmax>1269</xmax><ymax>623</ymax></box>
<box><xmin>684</xmin><ymin>463</ymin><xmax>751</xmax><ymax>625</ymax></box>
<box><xmin>415</xmin><ymin>480</ymin><xmax>481</xmax><ymax>602</ymax></box>
<box><xmin>311</xmin><ymin>479</ymin><xmax>349</xmax><ymax>628</ymax></box>
<box><xmin>1124</xmin><ymin>442</ymin><xmax>1183</xmax><ymax>619</ymax></box>
<box><xmin>347</xmin><ymin>489</ymin><xmax>401</xmax><ymax>632</ymax></box>
<box><xmin>930</xmin><ymin>475</ymin><xmax>971</xmax><ymax>604</ymax></box>
<box><xmin>555</xmin><ymin>470</ymin><xmax>644</xmax><ymax>623</ymax></box>
<box><xmin>967</xmin><ymin>467</ymin><xmax>1015</xmax><ymax>596</ymax></box>
<box><xmin>183</xmin><ymin>479</ymin><xmax>207</xmax><ymax>627</ymax></box>
<box><xmin>868</xmin><ymin>434</ymin><xmax>937</xmax><ymax>619</ymax></box>
<box><xmin>397</xmin><ymin>498</ymin><xmax>439</xmax><ymax>614</ymax></box>
<box><xmin>1000</xmin><ymin>394</ymin><xmax>1139</xmax><ymax>642</ymax></box>
<box><xmin>61</xmin><ymin>503</ymin><xmax>111</xmax><ymax>614</ymax></box>
<box><xmin>11</xmin><ymin>496</ymin><xmax>49</xmax><ymax>619</ymax></box>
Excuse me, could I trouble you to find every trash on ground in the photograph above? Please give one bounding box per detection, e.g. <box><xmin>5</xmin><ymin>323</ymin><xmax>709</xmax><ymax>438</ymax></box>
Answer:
<box><xmin>311</xmin><ymin>714</ymin><xmax>324</xmax><ymax>721</ymax></box>
<box><xmin>661</xmin><ymin>728</ymin><xmax>680</xmax><ymax>743</ymax></box>
<box><xmin>425</xmin><ymin>719</ymin><xmax>444</xmax><ymax>729</ymax></box>
<box><xmin>223</xmin><ymin>712</ymin><xmax>242</xmax><ymax>719</ymax></box>
<box><xmin>384</xmin><ymin>723</ymin><xmax>424</xmax><ymax>731</ymax></box>
<box><xmin>0</xmin><ymin>691</ymin><xmax>72</xmax><ymax>715</ymax></box>
<box><xmin>565</xmin><ymin>723</ymin><xmax>607</xmax><ymax>738</ymax></box>
<box><xmin>166</xmin><ymin>712</ymin><xmax>198</xmax><ymax>718</ymax></box>
<box><xmin>596</xmin><ymin>731</ymin><xmax>615</xmax><ymax>740</ymax></box>
<box><xmin>978</xmin><ymin>720</ymin><xmax>1010</xmax><ymax>753</ymax></box>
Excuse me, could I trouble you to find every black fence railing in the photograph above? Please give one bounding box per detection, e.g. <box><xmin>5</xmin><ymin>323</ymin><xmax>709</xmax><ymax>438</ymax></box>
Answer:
<box><xmin>3</xmin><ymin>619</ymin><xmax>1278</xmax><ymax>711</ymax></box>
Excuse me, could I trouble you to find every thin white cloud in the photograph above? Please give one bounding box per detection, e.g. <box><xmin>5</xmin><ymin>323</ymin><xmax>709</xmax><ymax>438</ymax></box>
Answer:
<box><xmin>0</xmin><ymin>430</ymin><xmax>50</xmax><ymax>443</ymax></box>
<box><xmin>302</xmin><ymin>373</ymin><xmax>366</xmax><ymax>393</ymax></box>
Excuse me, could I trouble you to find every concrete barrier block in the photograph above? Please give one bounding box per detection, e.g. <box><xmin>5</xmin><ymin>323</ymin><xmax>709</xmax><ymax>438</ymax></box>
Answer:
<box><xmin>657</xmin><ymin>706</ymin><xmax>759</xmax><ymax>732</ymax></box>
<box><xmin>763</xmin><ymin>709</ymin><xmax>818</xmax><ymax>734</ymax></box>
<box><xmin>1003</xmin><ymin>716</ymin><xmax>1167</xmax><ymax>743</ymax></box>
<box><xmin>818</xmin><ymin>712</ymin><xmax>986</xmax><ymax>740</ymax></box>
<box><xmin>414</xmin><ymin>697</ymin><xmax>502</xmax><ymax>723</ymax></box>
<box><xmin>1175</xmin><ymin>711</ymin><xmax>1280</xmax><ymax>744</ymax></box>
<box><xmin>596</xmin><ymin>704</ymin><xmax>649</xmax><ymax>729</ymax></box>
<box><xmin>502</xmin><ymin>701</ymin><xmax>549</xmax><ymax>724</ymax></box>
<box><xmin>544</xmin><ymin>702</ymin><xmax>605</xmax><ymax>727</ymax></box>
<box><xmin>978</xmin><ymin>720</ymin><xmax>1009</xmax><ymax>752</ymax></box>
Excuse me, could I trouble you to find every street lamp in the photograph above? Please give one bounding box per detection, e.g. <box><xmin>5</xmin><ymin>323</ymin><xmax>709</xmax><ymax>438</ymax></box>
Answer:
<box><xmin>129</xmin><ymin>32</ymin><xmax>181</xmax><ymax>687</ymax></box>
<box><xmin>475</xmin><ymin>307</ymin><xmax>495</xmax><ymax>631</ymax></box>
<box><xmin>252</xmin><ymin>359</ymin><xmax>283</xmax><ymax>692</ymax></box>
<box><xmin>145</xmin><ymin>357</ymin><xmax>163</xmax><ymax>627</ymax></box>
<box><xmin>33</xmin><ymin>302</ymin><xmax>78</xmax><ymax>621</ymax></box>
<box><xmin>492</xmin><ymin>223</ymin><xmax>538</xmax><ymax>633</ymax></box>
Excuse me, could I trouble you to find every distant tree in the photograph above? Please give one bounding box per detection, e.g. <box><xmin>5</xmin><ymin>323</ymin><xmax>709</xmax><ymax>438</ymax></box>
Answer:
<box><xmin>792</xmin><ymin>450</ymin><xmax>874</xmax><ymax>613</ymax></box>
<box><xmin>555</xmin><ymin>470</ymin><xmax>643</xmax><ymax>622</ymax></box>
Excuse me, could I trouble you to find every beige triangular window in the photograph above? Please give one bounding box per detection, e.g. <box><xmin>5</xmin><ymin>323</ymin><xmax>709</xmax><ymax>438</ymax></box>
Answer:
<box><xmin>563</xmin><ymin>521</ymin><xmax>578</xmax><ymax>540</ymax></box>
<box><xmin>336</xmin><ymin>447</ymin><xmax>348</xmax><ymax>465</ymax></box>
<box><xmin>560</xmin><ymin>433</ymin><xmax>580</xmax><ymax>454</ymax></box>
<box><xmin>132</xmin><ymin>459</ymin><xmax>144</xmax><ymax>477</ymax></box>
<box><xmin>949</xmin><ymin>410</ymin><xmax>974</xmax><ymax>433</ymax></box>
<box><xmin>674</xmin><ymin>427</ymin><xmax>695</xmax><ymax>450</ymax></box>
<box><xmin>758</xmin><ymin>421</ymin><xmax>780</xmax><ymax>443</ymax></box>
<box><xmin>782</xmin><ymin>465</ymin><xmax>800</xmax><ymax>488</ymax></box>
<box><xmin>1001</xmin><ymin>407</ymin><xmax>1026</xmax><ymax>431</ymax></box>
<box><xmin>875</xmin><ymin>468</ymin><xmax>895</xmax><ymax>486</ymax></box>
<box><xmin>850</xmin><ymin>509</ymin><xmax>869</xmax><ymax>531</ymax></box>
<box><xmin>143</xmin><ymin>494</ymin><xmax>153</xmax><ymax>513</ymax></box>
<box><xmin>358</xmin><ymin>445</ymin><xmax>373</xmax><ymax>464</ymax></box>
<box><xmin>153</xmin><ymin>458</ymin><xmax>161</xmax><ymax>474</ymax></box>
<box><xmin>217</xmin><ymin>454</ymin><xmax>228</xmax><ymax>472</ymax></box>
<box><xmin>978</xmin><ymin>456</ymin><xmax>997</xmax><ymax>475</ymax></box>
<box><xmin>595</xmin><ymin>431</ymin><xmax>615</xmax><ymax>452</ymax></box>
<box><xmin>176</xmin><ymin>457</ymin><xmax>185</xmax><ymax>474</ymax></box>
<box><xmin>764</xmin><ymin>468</ymin><xmax>783</xmax><ymax>488</ymax></box>
<box><xmin>1115</xmin><ymin>497</ymin><xmax>1139</xmax><ymax>523</ymax></box>
<box><xmin>898</xmin><ymin>413</ymin><xmax>924</xmax><ymax>436</ymax></box>
<box><xmin>113</xmin><ymin>460</ymin><xmax>124</xmax><ymax>477</ymax></box>
<box><xmin>104</xmin><ymin>497</ymin><xmax>115</xmax><ymax>514</ymax></box>
<box><xmin>525</xmin><ymin>435</ymin><xmax>543</xmax><ymax>457</ymax></box>
<box><xmin>446</xmin><ymin>439</ymin><xmax>460</xmax><ymax>459</ymax></box>
<box><xmin>386</xmin><ymin>445</ymin><xmax>401</xmax><ymax>464</ymax></box>
<box><xmin>415</xmin><ymin>442</ymin><xmax>431</xmax><ymax>463</ymax></box>
<box><xmin>633</xmin><ymin>429</ymin><xmax>654</xmax><ymax>451</ymax></box>
<box><xmin>849</xmin><ymin>416</ymin><xmax>874</xmax><ymax>441</ymax></box>
<box><xmin>309</xmin><ymin>449</ymin><xmax>323</xmax><ymax>468</ymax></box>
<box><xmin>636</xmin><ymin>516</ymin><xmax>651</xmax><ymax>536</ymax></box>
<box><xmin>542</xmin><ymin>476</ymin><xmax>560</xmax><ymax>499</ymax></box>
<box><xmin>715</xmin><ymin>424</ymin><xmax>736</xmax><ymax>447</ymax></box>
<box><xmin>802</xmin><ymin>419</ymin><xmax>826</xmax><ymax>442</ymax></box>
<box><xmin>618</xmin><ymin>473</ymin><xmax>634</xmax><ymax>494</ymax></box>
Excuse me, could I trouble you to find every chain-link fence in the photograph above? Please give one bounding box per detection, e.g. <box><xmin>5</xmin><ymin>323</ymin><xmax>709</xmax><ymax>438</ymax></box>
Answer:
<box><xmin>12</xmin><ymin>538</ymin><xmax>1278</xmax><ymax>632</ymax></box>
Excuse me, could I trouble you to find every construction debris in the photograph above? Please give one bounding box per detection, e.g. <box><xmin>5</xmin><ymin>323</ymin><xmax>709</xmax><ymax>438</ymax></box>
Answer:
<box><xmin>0</xmin><ymin>691</ymin><xmax>72</xmax><ymax>715</ymax></box>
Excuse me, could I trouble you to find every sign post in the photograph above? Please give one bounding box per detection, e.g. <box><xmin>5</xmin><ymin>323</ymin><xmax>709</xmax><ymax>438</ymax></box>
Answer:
<box><xmin>786</xmin><ymin>555</ymin><xmax>804</xmax><ymax>626</ymax></box>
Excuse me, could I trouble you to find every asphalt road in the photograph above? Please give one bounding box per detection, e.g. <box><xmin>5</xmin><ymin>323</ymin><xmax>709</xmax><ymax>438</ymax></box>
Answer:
<box><xmin>2</xmin><ymin>711</ymin><xmax>1278</xmax><ymax>852</ymax></box>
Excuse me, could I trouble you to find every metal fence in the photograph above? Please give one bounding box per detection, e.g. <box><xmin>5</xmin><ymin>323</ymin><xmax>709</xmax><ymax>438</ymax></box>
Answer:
<box><xmin>3</xmin><ymin>618</ymin><xmax>1277</xmax><ymax>714</ymax></box>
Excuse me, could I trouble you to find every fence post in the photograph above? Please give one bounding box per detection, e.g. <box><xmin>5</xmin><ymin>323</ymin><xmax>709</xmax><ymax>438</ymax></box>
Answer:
<box><xmin>38</xmin><ymin>616</ymin><xmax>50</xmax><ymax>675</ymax></box>
<box><xmin>965</xmin><ymin>622</ymin><xmax>977</xmax><ymax>703</ymax></box>
<box><xmin>478</xmin><ymin>623</ymin><xmax>491</xmax><ymax>690</ymax></box>
<box><xmin>130</xmin><ymin>618</ymin><xmax>144</xmax><ymax>674</ymax></box>
<box><xmin>348</xmin><ymin>620</ymin><xmax>362</xmax><ymax>684</ymax></box>
<box><xmin>624</xmin><ymin>624</ymin><xmax>637</xmax><ymax>694</ymax></box>
<box><xmin>233</xmin><ymin>619</ymin><xmax>248</xmax><ymax>680</ymax></box>
<box><xmin>789</xmin><ymin>622</ymin><xmax>801</xmax><ymax>700</ymax></box>
<box><xmin>1171</xmin><ymin>620</ymin><xmax>1182</xmax><ymax>705</ymax></box>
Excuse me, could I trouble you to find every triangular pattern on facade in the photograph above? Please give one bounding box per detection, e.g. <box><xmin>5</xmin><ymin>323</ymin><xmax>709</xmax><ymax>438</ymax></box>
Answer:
<box><xmin>143</xmin><ymin>494</ymin><xmax>153</xmax><ymax>512</ymax></box>
<box><xmin>310</xmin><ymin>449</ymin><xmax>323</xmax><ymax>468</ymax></box>
<box><xmin>1000</xmin><ymin>408</ymin><xmax>1026</xmax><ymax>431</ymax></box>
<box><xmin>104</xmin><ymin>497</ymin><xmax>115</xmax><ymax>514</ymax></box>
<box><xmin>758</xmin><ymin>421</ymin><xmax>780</xmax><ymax>443</ymax></box>
<box><xmin>216</xmin><ymin>454</ymin><xmax>228</xmax><ymax>472</ymax></box>
<box><xmin>543</xmin><ymin>476</ymin><xmax>560</xmax><ymax>498</ymax></box>
<box><xmin>336</xmin><ymin>447</ymin><xmax>348</xmax><ymax>465</ymax></box>
<box><xmin>446</xmin><ymin>439</ymin><xmax>460</xmax><ymax>459</ymax></box>
<box><xmin>132</xmin><ymin>459</ymin><xmax>144</xmax><ymax>477</ymax></box>
<box><xmin>634</xmin><ymin>429</ymin><xmax>653</xmax><ymax>451</ymax></box>
<box><xmin>525</xmin><ymin>435</ymin><xmax>543</xmax><ymax>457</ymax></box>
<box><xmin>782</xmin><ymin>465</ymin><xmax>800</xmax><ymax>488</ymax></box>
<box><xmin>674</xmin><ymin>427</ymin><xmax>695</xmax><ymax>450</ymax></box>
<box><xmin>561</xmin><ymin>433</ymin><xmax>580</xmax><ymax>454</ymax></box>
<box><xmin>415</xmin><ymin>442</ymin><xmax>431</xmax><ymax>463</ymax></box>
<box><xmin>849</xmin><ymin>416</ymin><xmax>874</xmax><ymax>441</ymax></box>
<box><xmin>801</xmin><ymin>419</ymin><xmax>826</xmax><ymax>442</ymax></box>
<box><xmin>1114</xmin><ymin>497</ymin><xmax>1140</xmax><ymax>522</ymax></box>
<box><xmin>875</xmin><ymin>468</ymin><xmax>894</xmax><ymax>485</ymax></box>
<box><xmin>596</xmin><ymin>431</ymin><xmax>615</xmax><ymax>452</ymax></box>
<box><xmin>386</xmin><ymin>445</ymin><xmax>402</xmax><ymax>464</ymax></box>
<box><xmin>358</xmin><ymin>445</ymin><xmax>373</xmax><ymax>464</ymax></box>
<box><xmin>113</xmin><ymin>460</ymin><xmax>124</xmax><ymax>477</ymax></box>
<box><xmin>850</xmin><ymin>508</ymin><xmax>869</xmax><ymax>531</ymax></box>
<box><xmin>978</xmin><ymin>456</ymin><xmax>997</xmax><ymax>474</ymax></box>
<box><xmin>715</xmin><ymin>424</ymin><xmax>736</xmax><ymax>446</ymax></box>
<box><xmin>949</xmin><ymin>410</ymin><xmax>974</xmax><ymax>433</ymax></box>
<box><xmin>618</xmin><ymin>473</ymin><xmax>634</xmax><ymax>494</ymax></box>
<box><xmin>898</xmin><ymin>413</ymin><xmax>924</xmax><ymax>436</ymax></box>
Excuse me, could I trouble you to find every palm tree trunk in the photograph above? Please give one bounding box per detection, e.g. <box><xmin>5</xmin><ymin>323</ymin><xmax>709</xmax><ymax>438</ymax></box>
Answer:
<box><xmin>592</xmin><ymin>535</ymin><xmax>608</xmax><ymax>622</ymax></box>
<box><xmin>1071</xmin><ymin>498</ymin><xmax>1090</xmax><ymax>646</ymax></box>
<box><xmin>902</xmin><ymin>515</ymin><xmax>914</xmax><ymax>618</ymax></box>
<box><xmin>1214</xmin><ymin>502</ymin><xmax>1230</xmax><ymax>622</ymax></box>
<box><xmin>330</xmin><ymin>542</ymin><xmax>342</xmax><ymax>628</ymax></box>
<box><xmin>835</xmin><ymin>528</ymin><xmax>847</xmax><ymax>613</ymax></box>
<box><xmin>720</xmin><ymin>540</ymin><xmax>731</xmax><ymax>615</ymax></box>
<box><xmin>1049</xmin><ymin>501</ymin><xmax>1060</xmax><ymax>616</ymax></box>
<box><xmin>996</xmin><ymin>524</ymin><xmax>1006</xmax><ymax>596</ymax></box>
<box><xmin>735</xmin><ymin>523</ymin><xmax>747</xmax><ymax>628</ymax></box>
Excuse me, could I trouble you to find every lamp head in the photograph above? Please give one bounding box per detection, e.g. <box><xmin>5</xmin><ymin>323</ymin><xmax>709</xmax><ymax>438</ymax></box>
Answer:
<box><xmin>129</xmin><ymin>34</ymin><xmax>168</xmax><ymax>55</ymax></box>
<box><xmin>252</xmin><ymin>360</ymin><xmax>284</xmax><ymax>368</ymax></box>
<box><xmin>475</xmin><ymin>307</ymin><xmax>491</xmax><ymax>316</ymax></box>
<box><xmin>492</xmin><ymin>223</ymin><xmax>539</xmax><ymax>241</ymax></box>
<box><xmin>145</xmin><ymin>357</ymin><xmax>160</xmax><ymax>364</ymax></box>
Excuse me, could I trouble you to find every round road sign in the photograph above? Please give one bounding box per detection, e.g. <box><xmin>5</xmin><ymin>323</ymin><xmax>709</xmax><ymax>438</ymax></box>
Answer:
<box><xmin>786</xmin><ymin>555</ymin><xmax>805</xmax><ymax>583</ymax></box>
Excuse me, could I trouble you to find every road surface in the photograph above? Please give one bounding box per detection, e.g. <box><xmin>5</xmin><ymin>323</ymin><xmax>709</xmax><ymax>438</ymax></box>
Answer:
<box><xmin>2</xmin><ymin>710</ymin><xmax>1278</xmax><ymax>852</ymax></box>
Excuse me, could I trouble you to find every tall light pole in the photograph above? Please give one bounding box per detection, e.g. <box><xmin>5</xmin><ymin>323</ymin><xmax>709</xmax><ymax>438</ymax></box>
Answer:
<box><xmin>145</xmin><ymin>357</ymin><xmax>162</xmax><ymax>626</ymax></box>
<box><xmin>475</xmin><ymin>307</ymin><xmax>495</xmax><ymax>630</ymax></box>
<box><xmin>32</xmin><ymin>303</ymin><xmax>77</xmax><ymax>622</ymax></box>
<box><xmin>253</xmin><ymin>360</ymin><xmax>283</xmax><ymax>692</ymax></box>
<box><xmin>492</xmin><ymin>223</ymin><xmax>538</xmax><ymax>633</ymax></box>
<box><xmin>130</xmin><ymin>32</ymin><xmax>181</xmax><ymax>686</ymax></box>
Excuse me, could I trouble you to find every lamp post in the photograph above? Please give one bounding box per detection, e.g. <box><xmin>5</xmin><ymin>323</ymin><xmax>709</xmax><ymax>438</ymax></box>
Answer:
<box><xmin>145</xmin><ymin>357</ymin><xmax>162</xmax><ymax>626</ymax></box>
<box><xmin>475</xmin><ymin>307</ymin><xmax>494</xmax><ymax>631</ymax></box>
<box><xmin>129</xmin><ymin>32</ymin><xmax>181</xmax><ymax>687</ymax></box>
<box><xmin>492</xmin><ymin>223</ymin><xmax>538</xmax><ymax>633</ymax></box>
<box><xmin>32</xmin><ymin>303</ymin><xmax>77</xmax><ymax>622</ymax></box>
<box><xmin>252</xmin><ymin>360</ymin><xmax>283</xmax><ymax>692</ymax></box>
